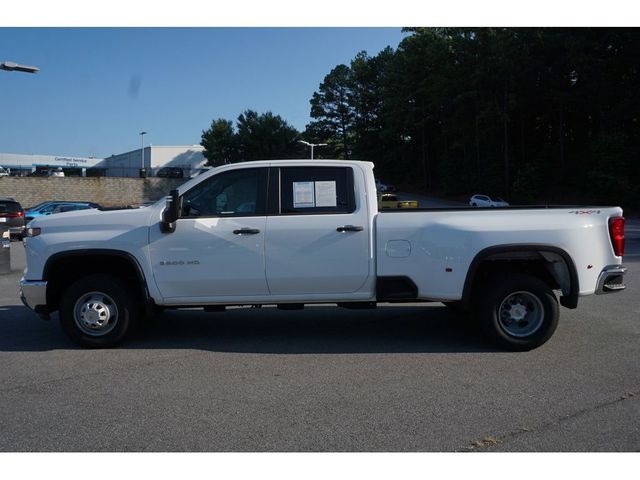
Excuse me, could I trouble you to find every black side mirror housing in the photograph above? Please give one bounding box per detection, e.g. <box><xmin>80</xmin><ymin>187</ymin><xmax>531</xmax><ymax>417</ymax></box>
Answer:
<box><xmin>160</xmin><ymin>189</ymin><xmax>180</xmax><ymax>233</ymax></box>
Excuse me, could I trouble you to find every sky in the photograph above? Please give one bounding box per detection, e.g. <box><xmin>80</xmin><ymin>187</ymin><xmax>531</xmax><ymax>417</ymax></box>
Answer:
<box><xmin>0</xmin><ymin>28</ymin><xmax>408</xmax><ymax>159</ymax></box>
<box><xmin>0</xmin><ymin>0</ymin><xmax>630</xmax><ymax>160</ymax></box>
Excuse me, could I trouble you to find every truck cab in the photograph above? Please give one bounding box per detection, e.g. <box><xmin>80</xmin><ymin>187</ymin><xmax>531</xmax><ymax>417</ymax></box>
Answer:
<box><xmin>151</xmin><ymin>162</ymin><xmax>375</xmax><ymax>303</ymax></box>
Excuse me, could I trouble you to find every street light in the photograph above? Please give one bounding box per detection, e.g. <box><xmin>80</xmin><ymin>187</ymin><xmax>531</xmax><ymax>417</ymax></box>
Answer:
<box><xmin>298</xmin><ymin>140</ymin><xmax>327</xmax><ymax>160</ymax></box>
<box><xmin>139</xmin><ymin>131</ymin><xmax>147</xmax><ymax>178</ymax></box>
<box><xmin>0</xmin><ymin>61</ymin><xmax>40</xmax><ymax>74</ymax></box>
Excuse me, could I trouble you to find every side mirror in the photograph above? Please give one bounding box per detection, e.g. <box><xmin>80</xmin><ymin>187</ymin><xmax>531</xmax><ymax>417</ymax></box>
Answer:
<box><xmin>160</xmin><ymin>189</ymin><xmax>180</xmax><ymax>233</ymax></box>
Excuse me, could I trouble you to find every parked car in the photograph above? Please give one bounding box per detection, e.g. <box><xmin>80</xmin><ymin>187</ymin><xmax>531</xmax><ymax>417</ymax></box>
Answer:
<box><xmin>157</xmin><ymin>167</ymin><xmax>184</xmax><ymax>178</ymax></box>
<box><xmin>190</xmin><ymin>167</ymin><xmax>212</xmax><ymax>178</ymax></box>
<box><xmin>25</xmin><ymin>201</ymin><xmax>55</xmax><ymax>211</ymax></box>
<box><xmin>24</xmin><ymin>201</ymin><xmax>100</xmax><ymax>222</ymax></box>
<box><xmin>51</xmin><ymin>203</ymin><xmax>98</xmax><ymax>214</ymax></box>
<box><xmin>469</xmin><ymin>194</ymin><xmax>510</xmax><ymax>207</ymax></box>
<box><xmin>378</xmin><ymin>194</ymin><xmax>418</xmax><ymax>210</ymax></box>
<box><xmin>375</xmin><ymin>178</ymin><xmax>396</xmax><ymax>193</ymax></box>
<box><xmin>0</xmin><ymin>197</ymin><xmax>25</xmax><ymax>240</ymax></box>
<box><xmin>0</xmin><ymin>166</ymin><xmax>10</xmax><ymax>177</ymax></box>
<box><xmin>27</xmin><ymin>169</ymin><xmax>50</xmax><ymax>177</ymax></box>
<box><xmin>49</xmin><ymin>167</ymin><xmax>65</xmax><ymax>177</ymax></box>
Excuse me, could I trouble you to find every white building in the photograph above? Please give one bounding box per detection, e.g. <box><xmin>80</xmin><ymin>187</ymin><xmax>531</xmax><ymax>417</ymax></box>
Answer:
<box><xmin>0</xmin><ymin>152</ymin><xmax>102</xmax><ymax>175</ymax></box>
<box><xmin>1</xmin><ymin>145</ymin><xmax>208</xmax><ymax>177</ymax></box>
<box><xmin>97</xmin><ymin>145</ymin><xmax>207</xmax><ymax>178</ymax></box>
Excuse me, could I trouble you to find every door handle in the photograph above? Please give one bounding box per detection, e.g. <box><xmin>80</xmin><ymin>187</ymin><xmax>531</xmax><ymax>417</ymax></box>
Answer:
<box><xmin>336</xmin><ymin>225</ymin><xmax>364</xmax><ymax>232</ymax></box>
<box><xmin>233</xmin><ymin>228</ymin><xmax>261</xmax><ymax>235</ymax></box>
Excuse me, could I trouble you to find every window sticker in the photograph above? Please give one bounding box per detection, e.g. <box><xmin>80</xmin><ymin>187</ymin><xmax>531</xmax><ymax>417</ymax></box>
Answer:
<box><xmin>314</xmin><ymin>181</ymin><xmax>337</xmax><ymax>207</ymax></box>
<box><xmin>293</xmin><ymin>181</ymin><xmax>315</xmax><ymax>208</ymax></box>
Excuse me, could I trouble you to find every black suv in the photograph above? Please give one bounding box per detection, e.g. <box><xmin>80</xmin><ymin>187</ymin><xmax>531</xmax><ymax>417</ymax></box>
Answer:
<box><xmin>157</xmin><ymin>167</ymin><xmax>184</xmax><ymax>178</ymax></box>
<box><xmin>0</xmin><ymin>197</ymin><xmax>25</xmax><ymax>240</ymax></box>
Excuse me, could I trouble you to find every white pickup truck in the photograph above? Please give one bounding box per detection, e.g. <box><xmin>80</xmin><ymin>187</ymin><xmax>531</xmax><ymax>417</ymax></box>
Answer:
<box><xmin>19</xmin><ymin>160</ymin><xmax>627</xmax><ymax>350</ymax></box>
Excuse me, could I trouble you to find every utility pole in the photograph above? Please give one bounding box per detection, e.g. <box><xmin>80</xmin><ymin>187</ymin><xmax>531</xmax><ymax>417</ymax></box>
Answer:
<box><xmin>298</xmin><ymin>140</ymin><xmax>327</xmax><ymax>160</ymax></box>
<box><xmin>139</xmin><ymin>131</ymin><xmax>147</xmax><ymax>178</ymax></box>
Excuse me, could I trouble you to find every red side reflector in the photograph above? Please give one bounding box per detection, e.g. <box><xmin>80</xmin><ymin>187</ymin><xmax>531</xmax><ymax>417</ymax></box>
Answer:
<box><xmin>609</xmin><ymin>217</ymin><xmax>625</xmax><ymax>257</ymax></box>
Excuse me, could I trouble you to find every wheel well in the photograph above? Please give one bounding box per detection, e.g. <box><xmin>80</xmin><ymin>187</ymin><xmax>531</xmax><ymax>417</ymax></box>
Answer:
<box><xmin>473</xmin><ymin>258</ymin><xmax>557</xmax><ymax>293</ymax></box>
<box><xmin>462</xmin><ymin>246</ymin><xmax>579</xmax><ymax>309</ymax></box>
<box><xmin>44</xmin><ymin>252</ymin><xmax>147</xmax><ymax>313</ymax></box>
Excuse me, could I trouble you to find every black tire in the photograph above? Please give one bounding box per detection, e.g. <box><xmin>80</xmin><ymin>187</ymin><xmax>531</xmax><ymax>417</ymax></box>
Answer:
<box><xmin>59</xmin><ymin>274</ymin><xmax>140</xmax><ymax>348</ymax></box>
<box><xmin>477</xmin><ymin>274</ymin><xmax>559</xmax><ymax>351</ymax></box>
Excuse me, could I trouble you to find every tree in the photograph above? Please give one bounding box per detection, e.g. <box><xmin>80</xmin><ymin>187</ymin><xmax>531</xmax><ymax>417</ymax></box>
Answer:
<box><xmin>205</xmin><ymin>29</ymin><xmax>640</xmax><ymax>208</ymax></box>
<box><xmin>236</xmin><ymin>110</ymin><xmax>302</xmax><ymax>161</ymax></box>
<box><xmin>217</xmin><ymin>28</ymin><xmax>640</xmax><ymax>207</ymax></box>
<box><xmin>200</xmin><ymin>119</ymin><xmax>238</xmax><ymax>166</ymax></box>
<box><xmin>201</xmin><ymin>110</ymin><xmax>302</xmax><ymax>165</ymax></box>
<box><xmin>307</xmin><ymin>64</ymin><xmax>355</xmax><ymax>159</ymax></box>
<box><xmin>350</xmin><ymin>48</ymin><xmax>395</xmax><ymax>165</ymax></box>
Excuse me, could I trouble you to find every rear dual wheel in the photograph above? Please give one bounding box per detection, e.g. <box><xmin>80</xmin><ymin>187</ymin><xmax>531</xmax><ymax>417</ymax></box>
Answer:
<box><xmin>477</xmin><ymin>274</ymin><xmax>559</xmax><ymax>351</ymax></box>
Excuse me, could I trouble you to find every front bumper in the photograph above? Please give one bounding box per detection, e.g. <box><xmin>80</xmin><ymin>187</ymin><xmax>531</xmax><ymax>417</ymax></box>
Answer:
<box><xmin>20</xmin><ymin>278</ymin><xmax>48</xmax><ymax>312</ymax></box>
<box><xmin>595</xmin><ymin>265</ymin><xmax>627</xmax><ymax>294</ymax></box>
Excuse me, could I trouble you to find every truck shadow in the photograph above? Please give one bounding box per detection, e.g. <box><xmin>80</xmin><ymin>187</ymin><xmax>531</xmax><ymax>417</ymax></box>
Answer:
<box><xmin>0</xmin><ymin>304</ymin><xmax>496</xmax><ymax>353</ymax></box>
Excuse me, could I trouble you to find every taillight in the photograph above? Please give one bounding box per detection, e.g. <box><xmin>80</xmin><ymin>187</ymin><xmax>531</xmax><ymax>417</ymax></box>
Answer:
<box><xmin>24</xmin><ymin>227</ymin><xmax>41</xmax><ymax>237</ymax></box>
<box><xmin>609</xmin><ymin>217</ymin><xmax>625</xmax><ymax>257</ymax></box>
<box><xmin>0</xmin><ymin>212</ymin><xmax>23</xmax><ymax>218</ymax></box>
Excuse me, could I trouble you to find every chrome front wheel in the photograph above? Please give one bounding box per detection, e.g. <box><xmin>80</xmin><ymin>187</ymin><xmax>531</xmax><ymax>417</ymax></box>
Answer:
<box><xmin>74</xmin><ymin>292</ymin><xmax>119</xmax><ymax>336</ymax></box>
<box><xmin>60</xmin><ymin>274</ymin><xmax>140</xmax><ymax>348</ymax></box>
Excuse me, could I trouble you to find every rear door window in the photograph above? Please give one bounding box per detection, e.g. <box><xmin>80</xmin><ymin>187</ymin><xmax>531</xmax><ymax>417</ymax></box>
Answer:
<box><xmin>278</xmin><ymin>166</ymin><xmax>355</xmax><ymax>215</ymax></box>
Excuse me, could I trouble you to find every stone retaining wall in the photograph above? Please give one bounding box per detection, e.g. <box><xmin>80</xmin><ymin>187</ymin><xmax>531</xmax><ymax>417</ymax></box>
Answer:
<box><xmin>0</xmin><ymin>176</ymin><xmax>185</xmax><ymax>208</ymax></box>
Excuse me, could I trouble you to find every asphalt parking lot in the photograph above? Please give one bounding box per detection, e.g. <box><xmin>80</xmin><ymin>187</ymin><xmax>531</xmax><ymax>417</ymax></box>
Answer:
<box><xmin>0</xmin><ymin>221</ymin><xmax>638</xmax><ymax>452</ymax></box>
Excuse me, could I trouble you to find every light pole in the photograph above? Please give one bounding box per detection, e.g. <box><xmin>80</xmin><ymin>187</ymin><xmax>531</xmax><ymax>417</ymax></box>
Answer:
<box><xmin>139</xmin><ymin>131</ymin><xmax>147</xmax><ymax>178</ymax></box>
<box><xmin>298</xmin><ymin>140</ymin><xmax>327</xmax><ymax>160</ymax></box>
<box><xmin>0</xmin><ymin>61</ymin><xmax>40</xmax><ymax>74</ymax></box>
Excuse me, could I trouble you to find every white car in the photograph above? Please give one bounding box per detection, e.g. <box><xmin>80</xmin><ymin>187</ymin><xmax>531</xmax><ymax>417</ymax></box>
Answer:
<box><xmin>0</xmin><ymin>166</ymin><xmax>9</xmax><ymax>177</ymax></box>
<box><xmin>375</xmin><ymin>178</ymin><xmax>395</xmax><ymax>193</ymax></box>
<box><xmin>469</xmin><ymin>194</ymin><xmax>509</xmax><ymax>207</ymax></box>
